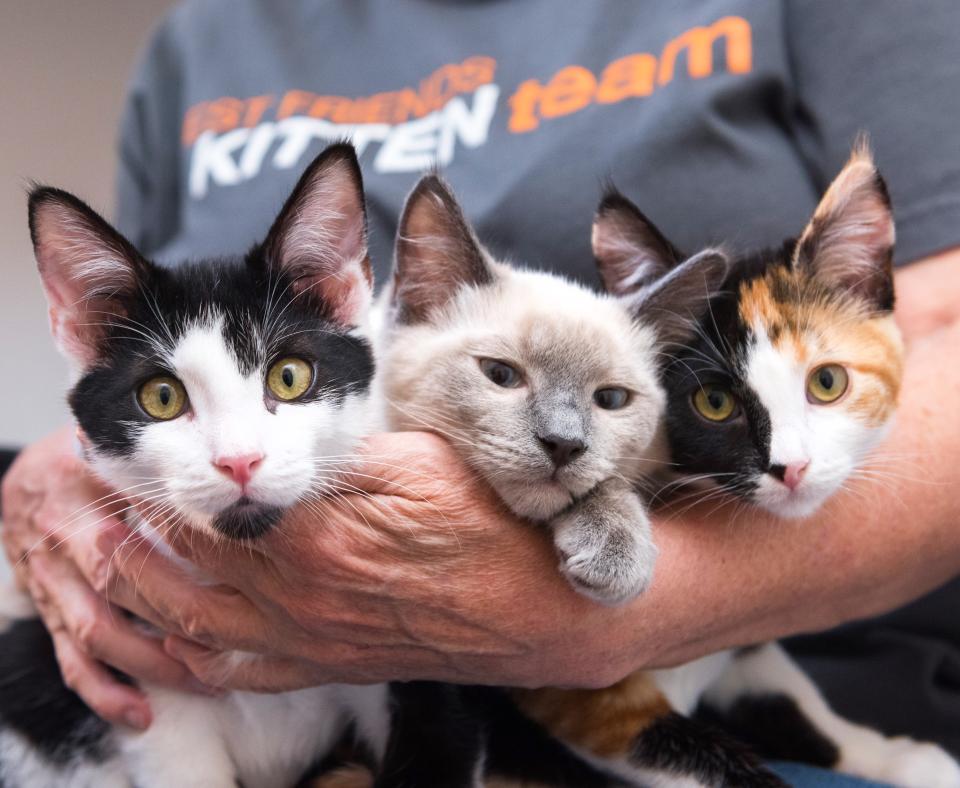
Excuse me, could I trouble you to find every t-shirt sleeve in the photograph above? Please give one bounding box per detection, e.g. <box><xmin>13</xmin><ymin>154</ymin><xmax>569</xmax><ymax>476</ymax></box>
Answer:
<box><xmin>785</xmin><ymin>0</ymin><xmax>960</xmax><ymax>264</ymax></box>
<box><xmin>113</xmin><ymin>12</ymin><xmax>185</xmax><ymax>258</ymax></box>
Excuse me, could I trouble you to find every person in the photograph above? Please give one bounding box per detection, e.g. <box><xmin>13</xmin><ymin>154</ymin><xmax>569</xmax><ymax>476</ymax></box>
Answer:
<box><xmin>3</xmin><ymin>1</ymin><xmax>960</xmax><ymax>783</ymax></box>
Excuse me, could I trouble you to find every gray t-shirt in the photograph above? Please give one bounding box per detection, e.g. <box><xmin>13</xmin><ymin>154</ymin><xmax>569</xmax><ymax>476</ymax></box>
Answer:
<box><xmin>115</xmin><ymin>0</ymin><xmax>960</xmax><ymax>753</ymax></box>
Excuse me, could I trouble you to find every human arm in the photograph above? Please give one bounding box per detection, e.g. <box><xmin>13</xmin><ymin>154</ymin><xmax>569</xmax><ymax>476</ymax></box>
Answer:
<box><xmin>95</xmin><ymin>250</ymin><xmax>960</xmax><ymax>690</ymax></box>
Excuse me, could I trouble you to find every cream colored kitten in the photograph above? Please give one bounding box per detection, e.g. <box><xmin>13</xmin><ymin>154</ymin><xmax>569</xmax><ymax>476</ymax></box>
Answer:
<box><xmin>376</xmin><ymin>174</ymin><xmax>725</xmax><ymax>604</ymax></box>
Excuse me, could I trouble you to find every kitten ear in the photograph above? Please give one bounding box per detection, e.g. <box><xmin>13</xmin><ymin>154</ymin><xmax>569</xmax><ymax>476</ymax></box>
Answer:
<box><xmin>793</xmin><ymin>141</ymin><xmax>895</xmax><ymax>311</ymax></box>
<box><xmin>631</xmin><ymin>249</ymin><xmax>729</xmax><ymax>346</ymax></box>
<box><xmin>263</xmin><ymin>142</ymin><xmax>372</xmax><ymax>326</ymax></box>
<box><xmin>592</xmin><ymin>188</ymin><xmax>684</xmax><ymax>296</ymax></box>
<box><xmin>392</xmin><ymin>174</ymin><xmax>495</xmax><ymax>324</ymax></box>
<box><xmin>29</xmin><ymin>187</ymin><xmax>147</xmax><ymax>368</ymax></box>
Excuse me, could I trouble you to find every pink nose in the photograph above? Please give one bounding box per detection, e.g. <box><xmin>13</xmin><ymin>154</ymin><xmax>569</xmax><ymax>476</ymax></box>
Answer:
<box><xmin>782</xmin><ymin>461</ymin><xmax>809</xmax><ymax>491</ymax></box>
<box><xmin>214</xmin><ymin>453</ymin><xmax>263</xmax><ymax>486</ymax></box>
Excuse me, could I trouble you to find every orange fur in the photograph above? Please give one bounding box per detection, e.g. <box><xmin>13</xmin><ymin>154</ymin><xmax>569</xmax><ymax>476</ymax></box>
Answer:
<box><xmin>512</xmin><ymin>672</ymin><xmax>673</xmax><ymax>758</ymax></box>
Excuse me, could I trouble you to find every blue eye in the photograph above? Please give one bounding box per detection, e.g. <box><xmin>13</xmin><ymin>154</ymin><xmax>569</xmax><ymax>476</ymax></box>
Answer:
<box><xmin>479</xmin><ymin>359</ymin><xmax>522</xmax><ymax>388</ymax></box>
<box><xmin>594</xmin><ymin>387</ymin><xmax>630</xmax><ymax>410</ymax></box>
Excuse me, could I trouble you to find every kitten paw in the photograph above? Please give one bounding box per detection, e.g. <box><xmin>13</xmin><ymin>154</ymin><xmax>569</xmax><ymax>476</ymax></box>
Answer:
<box><xmin>552</xmin><ymin>492</ymin><xmax>658</xmax><ymax>605</ymax></box>
<box><xmin>843</xmin><ymin>737</ymin><xmax>960</xmax><ymax>788</ymax></box>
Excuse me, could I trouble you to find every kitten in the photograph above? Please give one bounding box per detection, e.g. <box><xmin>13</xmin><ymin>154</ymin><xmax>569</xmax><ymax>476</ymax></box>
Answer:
<box><xmin>1</xmin><ymin>144</ymin><xmax>392</xmax><ymax>788</ymax></box>
<box><xmin>378</xmin><ymin>173</ymin><xmax>726</xmax><ymax>605</ymax></box>
<box><xmin>595</xmin><ymin>144</ymin><xmax>903</xmax><ymax>521</ymax></box>
<box><xmin>373</xmin><ymin>175</ymin><xmax>791</xmax><ymax>787</ymax></box>
<box><xmin>574</xmin><ymin>143</ymin><xmax>959</xmax><ymax>787</ymax></box>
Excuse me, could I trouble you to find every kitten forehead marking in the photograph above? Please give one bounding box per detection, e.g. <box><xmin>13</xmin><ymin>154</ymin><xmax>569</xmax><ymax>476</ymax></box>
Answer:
<box><xmin>169</xmin><ymin>319</ymin><xmax>266</xmax><ymax>456</ymax></box>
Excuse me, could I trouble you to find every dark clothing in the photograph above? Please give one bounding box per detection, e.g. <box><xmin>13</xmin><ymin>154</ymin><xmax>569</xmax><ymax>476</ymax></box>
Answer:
<box><xmin>115</xmin><ymin>0</ymin><xmax>960</xmax><ymax>753</ymax></box>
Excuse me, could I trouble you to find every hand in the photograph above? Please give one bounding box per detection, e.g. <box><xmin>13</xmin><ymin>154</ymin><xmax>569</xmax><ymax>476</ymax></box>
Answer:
<box><xmin>1</xmin><ymin>426</ymin><xmax>212</xmax><ymax>729</ymax></box>
<box><xmin>100</xmin><ymin>431</ymin><xmax>637</xmax><ymax>692</ymax></box>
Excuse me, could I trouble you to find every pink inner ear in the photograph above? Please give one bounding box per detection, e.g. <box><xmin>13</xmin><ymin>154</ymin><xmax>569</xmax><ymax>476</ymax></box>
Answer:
<box><xmin>796</xmin><ymin>147</ymin><xmax>895</xmax><ymax>295</ymax></box>
<box><xmin>273</xmin><ymin>155</ymin><xmax>373</xmax><ymax>326</ymax></box>
<box><xmin>292</xmin><ymin>256</ymin><xmax>373</xmax><ymax>326</ymax></box>
<box><xmin>33</xmin><ymin>204</ymin><xmax>136</xmax><ymax>367</ymax></box>
<box><xmin>591</xmin><ymin>211</ymin><xmax>671</xmax><ymax>296</ymax></box>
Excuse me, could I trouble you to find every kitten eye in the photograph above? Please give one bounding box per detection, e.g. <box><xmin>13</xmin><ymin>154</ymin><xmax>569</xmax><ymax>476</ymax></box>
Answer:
<box><xmin>807</xmin><ymin>364</ymin><xmax>848</xmax><ymax>404</ymax></box>
<box><xmin>479</xmin><ymin>358</ymin><xmax>522</xmax><ymax>388</ymax></box>
<box><xmin>138</xmin><ymin>376</ymin><xmax>188</xmax><ymax>421</ymax></box>
<box><xmin>267</xmin><ymin>357</ymin><xmax>313</xmax><ymax>401</ymax></box>
<box><xmin>692</xmin><ymin>385</ymin><xmax>737</xmax><ymax>422</ymax></box>
<box><xmin>594</xmin><ymin>387</ymin><xmax>630</xmax><ymax>410</ymax></box>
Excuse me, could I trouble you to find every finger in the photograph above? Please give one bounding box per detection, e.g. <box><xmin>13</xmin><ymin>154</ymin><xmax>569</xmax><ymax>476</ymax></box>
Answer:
<box><xmin>6</xmin><ymin>544</ymin><xmax>31</xmax><ymax>592</ymax></box>
<box><xmin>52</xmin><ymin>565</ymin><xmax>216</xmax><ymax>694</ymax></box>
<box><xmin>48</xmin><ymin>621</ymin><xmax>153</xmax><ymax>729</ymax></box>
<box><xmin>165</xmin><ymin>636</ymin><xmax>328</xmax><ymax>692</ymax></box>
<box><xmin>99</xmin><ymin>523</ymin><xmax>267</xmax><ymax>651</ymax></box>
<box><xmin>60</xmin><ymin>510</ymin><xmax>122</xmax><ymax>591</ymax></box>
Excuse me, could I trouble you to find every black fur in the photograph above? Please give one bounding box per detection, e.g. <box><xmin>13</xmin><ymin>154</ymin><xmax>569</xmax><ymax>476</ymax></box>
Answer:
<box><xmin>377</xmin><ymin>683</ymin><xmax>486</xmax><ymax>788</ymax></box>
<box><xmin>698</xmin><ymin>693</ymin><xmax>841</xmax><ymax>769</ymax></box>
<box><xmin>471</xmin><ymin>687</ymin><xmax>623</xmax><ymax>786</ymax></box>
<box><xmin>659</xmin><ymin>252</ymin><xmax>789</xmax><ymax>498</ymax></box>
<box><xmin>0</xmin><ymin>618</ymin><xmax>110</xmax><ymax>765</ymax></box>
<box><xmin>632</xmin><ymin>712</ymin><xmax>787</xmax><ymax>787</ymax></box>
<box><xmin>376</xmin><ymin>685</ymin><xmax>623</xmax><ymax>787</ymax></box>
<box><xmin>212</xmin><ymin>500</ymin><xmax>283</xmax><ymax>540</ymax></box>
<box><xmin>596</xmin><ymin>170</ymin><xmax>895</xmax><ymax>506</ymax></box>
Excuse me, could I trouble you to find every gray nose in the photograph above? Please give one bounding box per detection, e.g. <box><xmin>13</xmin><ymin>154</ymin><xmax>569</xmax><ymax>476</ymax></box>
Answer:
<box><xmin>538</xmin><ymin>434</ymin><xmax>587</xmax><ymax>468</ymax></box>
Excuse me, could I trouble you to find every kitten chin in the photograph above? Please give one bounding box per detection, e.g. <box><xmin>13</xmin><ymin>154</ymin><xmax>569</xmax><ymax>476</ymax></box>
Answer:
<box><xmin>212</xmin><ymin>499</ymin><xmax>284</xmax><ymax>540</ymax></box>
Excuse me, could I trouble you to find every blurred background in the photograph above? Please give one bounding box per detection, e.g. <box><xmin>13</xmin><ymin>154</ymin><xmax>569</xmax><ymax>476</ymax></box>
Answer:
<box><xmin>0</xmin><ymin>2</ymin><xmax>175</xmax><ymax>451</ymax></box>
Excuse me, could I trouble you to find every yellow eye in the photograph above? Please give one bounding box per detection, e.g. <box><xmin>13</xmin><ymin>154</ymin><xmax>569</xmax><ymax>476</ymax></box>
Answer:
<box><xmin>138</xmin><ymin>376</ymin><xmax>187</xmax><ymax>421</ymax></box>
<box><xmin>693</xmin><ymin>385</ymin><xmax>737</xmax><ymax>422</ymax></box>
<box><xmin>267</xmin><ymin>357</ymin><xmax>312</xmax><ymax>401</ymax></box>
<box><xmin>807</xmin><ymin>364</ymin><xmax>848</xmax><ymax>403</ymax></box>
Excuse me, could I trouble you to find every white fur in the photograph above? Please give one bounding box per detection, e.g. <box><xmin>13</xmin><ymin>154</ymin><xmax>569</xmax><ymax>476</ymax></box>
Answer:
<box><xmin>745</xmin><ymin>325</ymin><xmax>888</xmax><ymax>519</ymax></box>
<box><xmin>649</xmin><ymin>651</ymin><xmax>735</xmax><ymax>716</ymax></box>
<box><xmin>91</xmin><ymin>318</ymin><xmax>372</xmax><ymax>535</ymax></box>
<box><xmin>116</xmin><ymin>684</ymin><xmax>387</xmax><ymax>788</ymax></box>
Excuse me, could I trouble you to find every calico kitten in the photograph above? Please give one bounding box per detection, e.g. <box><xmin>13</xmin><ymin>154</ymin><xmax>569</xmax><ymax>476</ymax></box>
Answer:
<box><xmin>576</xmin><ymin>144</ymin><xmax>960</xmax><ymax>787</ymax></box>
<box><xmin>594</xmin><ymin>143</ymin><xmax>903</xmax><ymax>521</ymax></box>
<box><xmin>1</xmin><ymin>144</ymin><xmax>392</xmax><ymax>788</ymax></box>
<box><xmin>378</xmin><ymin>174</ymin><xmax>726</xmax><ymax>606</ymax></box>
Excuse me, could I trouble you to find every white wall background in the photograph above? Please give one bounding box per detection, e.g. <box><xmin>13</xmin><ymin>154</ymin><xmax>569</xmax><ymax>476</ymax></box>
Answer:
<box><xmin>0</xmin><ymin>1</ymin><xmax>177</xmax><ymax>448</ymax></box>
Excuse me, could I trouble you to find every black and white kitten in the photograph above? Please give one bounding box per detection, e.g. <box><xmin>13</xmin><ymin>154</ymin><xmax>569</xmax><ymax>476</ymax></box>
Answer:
<box><xmin>10</xmin><ymin>144</ymin><xmax>649</xmax><ymax>788</ymax></box>
<box><xmin>1</xmin><ymin>145</ymin><xmax>392</xmax><ymax>788</ymax></box>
